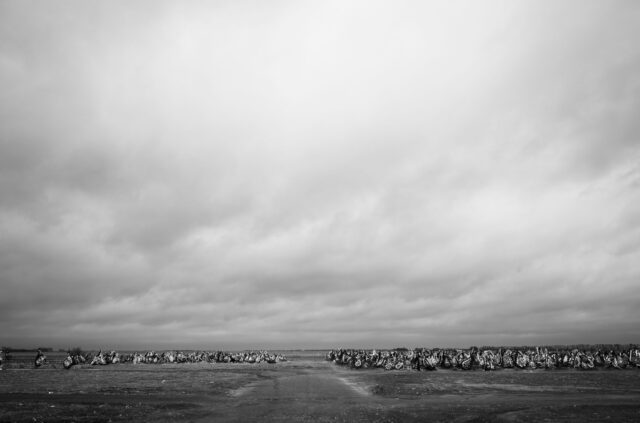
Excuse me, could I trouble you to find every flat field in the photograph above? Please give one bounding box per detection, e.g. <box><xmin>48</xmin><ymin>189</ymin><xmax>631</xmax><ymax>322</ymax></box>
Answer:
<box><xmin>1</xmin><ymin>351</ymin><xmax>640</xmax><ymax>422</ymax></box>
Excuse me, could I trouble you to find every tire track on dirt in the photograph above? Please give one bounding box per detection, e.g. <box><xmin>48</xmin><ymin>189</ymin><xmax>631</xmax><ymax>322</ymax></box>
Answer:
<box><xmin>213</xmin><ymin>362</ymin><xmax>393</xmax><ymax>422</ymax></box>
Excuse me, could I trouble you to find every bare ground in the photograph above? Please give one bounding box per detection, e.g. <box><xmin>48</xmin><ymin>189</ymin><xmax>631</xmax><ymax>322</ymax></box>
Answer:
<box><xmin>1</xmin><ymin>354</ymin><xmax>640</xmax><ymax>422</ymax></box>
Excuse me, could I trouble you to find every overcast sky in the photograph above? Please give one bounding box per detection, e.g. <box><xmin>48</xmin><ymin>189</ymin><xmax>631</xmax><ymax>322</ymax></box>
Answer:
<box><xmin>1</xmin><ymin>0</ymin><xmax>639</xmax><ymax>350</ymax></box>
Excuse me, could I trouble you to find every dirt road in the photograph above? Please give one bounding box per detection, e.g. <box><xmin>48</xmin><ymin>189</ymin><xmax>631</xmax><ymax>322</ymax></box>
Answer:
<box><xmin>217</xmin><ymin>365</ymin><xmax>392</xmax><ymax>422</ymax></box>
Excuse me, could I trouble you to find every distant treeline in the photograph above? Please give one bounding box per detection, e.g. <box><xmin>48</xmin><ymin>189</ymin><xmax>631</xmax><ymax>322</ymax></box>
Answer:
<box><xmin>384</xmin><ymin>344</ymin><xmax>638</xmax><ymax>351</ymax></box>
<box><xmin>477</xmin><ymin>344</ymin><xmax>638</xmax><ymax>351</ymax></box>
<box><xmin>1</xmin><ymin>347</ymin><xmax>53</xmax><ymax>352</ymax></box>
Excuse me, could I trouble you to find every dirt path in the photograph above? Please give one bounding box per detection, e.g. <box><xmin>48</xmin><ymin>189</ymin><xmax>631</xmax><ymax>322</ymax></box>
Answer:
<box><xmin>210</xmin><ymin>363</ymin><xmax>395</xmax><ymax>422</ymax></box>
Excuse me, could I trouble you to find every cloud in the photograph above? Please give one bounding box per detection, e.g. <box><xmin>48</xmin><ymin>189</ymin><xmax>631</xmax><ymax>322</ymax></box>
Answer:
<box><xmin>1</xmin><ymin>0</ymin><xmax>640</xmax><ymax>349</ymax></box>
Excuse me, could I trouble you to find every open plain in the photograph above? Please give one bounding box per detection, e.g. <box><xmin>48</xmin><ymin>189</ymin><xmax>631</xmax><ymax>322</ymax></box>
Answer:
<box><xmin>2</xmin><ymin>351</ymin><xmax>640</xmax><ymax>422</ymax></box>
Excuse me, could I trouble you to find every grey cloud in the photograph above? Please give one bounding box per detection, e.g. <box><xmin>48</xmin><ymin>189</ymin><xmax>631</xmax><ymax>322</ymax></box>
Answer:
<box><xmin>1</xmin><ymin>1</ymin><xmax>640</xmax><ymax>350</ymax></box>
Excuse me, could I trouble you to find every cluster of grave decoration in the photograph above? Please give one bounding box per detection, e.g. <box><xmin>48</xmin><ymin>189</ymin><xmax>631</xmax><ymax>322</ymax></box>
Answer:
<box><xmin>55</xmin><ymin>350</ymin><xmax>287</xmax><ymax>369</ymax></box>
<box><xmin>327</xmin><ymin>347</ymin><xmax>640</xmax><ymax>371</ymax></box>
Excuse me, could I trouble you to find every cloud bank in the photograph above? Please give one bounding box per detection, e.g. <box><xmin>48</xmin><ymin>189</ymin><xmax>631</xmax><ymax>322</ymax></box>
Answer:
<box><xmin>1</xmin><ymin>0</ymin><xmax>639</xmax><ymax>349</ymax></box>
